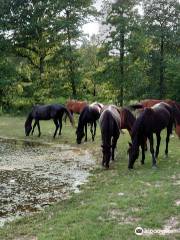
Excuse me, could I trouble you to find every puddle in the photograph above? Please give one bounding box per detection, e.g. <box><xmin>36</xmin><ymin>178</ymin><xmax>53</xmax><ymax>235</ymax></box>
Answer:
<box><xmin>0</xmin><ymin>138</ymin><xmax>95</xmax><ymax>227</ymax></box>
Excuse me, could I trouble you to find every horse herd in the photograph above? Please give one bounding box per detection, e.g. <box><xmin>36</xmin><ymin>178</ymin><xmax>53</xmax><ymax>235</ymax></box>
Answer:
<box><xmin>25</xmin><ymin>99</ymin><xmax>180</xmax><ymax>170</ymax></box>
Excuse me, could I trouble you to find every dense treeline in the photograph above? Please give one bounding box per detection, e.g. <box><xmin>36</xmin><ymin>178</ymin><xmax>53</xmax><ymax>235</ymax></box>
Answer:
<box><xmin>0</xmin><ymin>0</ymin><xmax>179</xmax><ymax>113</ymax></box>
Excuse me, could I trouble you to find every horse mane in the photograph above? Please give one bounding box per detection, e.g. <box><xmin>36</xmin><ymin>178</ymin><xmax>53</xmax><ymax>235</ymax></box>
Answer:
<box><xmin>129</xmin><ymin>103</ymin><xmax>144</xmax><ymax>110</ymax></box>
<box><xmin>131</xmin><ymin>109</ymin><xmax>151</xmax><ymax>138</ymax></box>
<box><xmin>77</xmin><ymin>106</ymin><xmax>89</xmax><ymax>131</ymax></box>
<box><xmin>25</xmin><ymin>111</ymin><xmax>33</xmax><ymax>127</ymax></box>
<box><xmin>121</xmin><ymin>108</ymin><xmax>136</xmax><ymax>128</ymax></box>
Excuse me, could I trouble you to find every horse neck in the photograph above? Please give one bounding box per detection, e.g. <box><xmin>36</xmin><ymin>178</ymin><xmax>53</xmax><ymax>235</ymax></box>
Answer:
<box><xmin>100</xmin><ymin>112</ymin><xmax>112</xmax><ymax>148</ymax></box>
<box><xmin>25</xmin><ymin>112</ymin><xmax>33</xmax><ymax>126</ymax></box>
<box><xmin>120</xmin><ymin>109</ymin><xmax>135</xmax><ymax>136</ymax></box>
<box><xmin>77</xmin><ymin>109</ymin><xmax>86</xmax><ymax>131</ymax></box>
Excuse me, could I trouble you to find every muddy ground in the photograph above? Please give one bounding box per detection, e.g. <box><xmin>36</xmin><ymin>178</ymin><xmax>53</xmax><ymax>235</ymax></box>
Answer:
<box><xmin>0</xmin><ymin>138</ymin><xmax>95</xmax><ymax>227</ymax></box>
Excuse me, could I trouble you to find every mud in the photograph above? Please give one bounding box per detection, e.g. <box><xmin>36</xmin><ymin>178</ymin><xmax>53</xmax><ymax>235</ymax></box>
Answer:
<box><xmin>0</xmin><ymin>138</ymin><xmax>95</xmax><ymax>227</ymax></box>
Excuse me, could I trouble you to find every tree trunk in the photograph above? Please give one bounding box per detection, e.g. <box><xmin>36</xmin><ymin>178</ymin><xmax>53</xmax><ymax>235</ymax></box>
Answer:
<box><xmin>119</xmin><ymin>30</ymin><xmax>124</xmax><ymax>106</ymax></box>
<box><xmin>159</xmin><ymin>36</ymin><xmax>164</xmax><ymax>99</ymax></box>
<box><xmin>66</xmin><ymin>10</ymin><xmax>77</xmax><ymax>98</ymax></box>
<box><xmin>93</xmin><ymin>82</ymin><xmax>96</xmax><ymax>96</ymax></box>
<box><xmin>39</xmin><ymin>54</ymin><xmax>44</xmax><ymax>81</ymax></box>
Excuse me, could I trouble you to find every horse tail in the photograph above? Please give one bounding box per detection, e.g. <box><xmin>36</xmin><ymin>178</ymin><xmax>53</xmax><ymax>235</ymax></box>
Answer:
<box><xmin>129</xmin><ymin>103</ymin><xmax>144</xmax><ymax>110</ymax></box>
<box><xmin>63</xmin><ymin>107</ymin><xmax>74</xmax><ymax>127</ymax></box>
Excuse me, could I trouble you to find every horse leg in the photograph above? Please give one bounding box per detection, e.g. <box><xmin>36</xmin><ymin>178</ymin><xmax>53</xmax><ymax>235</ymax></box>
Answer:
<box><xmin>93</xmin><ymin>121</ymin><xmax>96</xmax><ymax>141</ymax></box>
<box><xmin>111</xmin><ymin>137</ymin><xmax>118</xmax><ymax>161</ymax></box>
<box><xmin>53</xmin><ymin>119</ymin><xmax>59</xmax><ymax>138</ymax></box>
<box><xmin>85</xmin><ymin>124</ymin><xmax>87</xmax><ymax>142</ymax></box>
<box><xmin>58</xmin><ymin>118</ymin><xmax>62</xmax><ymax>135</ymax></box>
<box><xmin>90</xmin><ymin>123</ymin><xmax>93</xmax><ymax>141</ymax></box>
<box><xmin>140</xmin><ymin>141</ymin><xmax>145</xmax><ymax>165</ymax></box>
<box><xmin>165</xmin><ymin>124</ymin><xmax>172</xmax><ymax>156</ymax></box>
<box><xmin>155</xmin><ymin>132</ymin><xmax>161</xmax><ymax>158</ymax></box>
<box><xmin>37</xmin><ymin>121</ymin><xmax>41</xmax><ymax>137</ymax></box>
<box><xmin>31</xmin><ymin>121</ymin><xmax>37</xmax><ymax>135</ymax></box>
<box><xmin>148</xmin><ymin>134</ymin><xmax>157</xmax><ymax>167</ymax></box>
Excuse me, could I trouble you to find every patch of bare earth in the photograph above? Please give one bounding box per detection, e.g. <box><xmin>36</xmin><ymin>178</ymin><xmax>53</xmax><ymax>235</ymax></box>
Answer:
<box><xmin>107</xmin><ymin>208</ymin><xmax>140</xmax><ymax>225</ymax></box>
<box><xmin>13</xmin><ymin>236</ymin><xmax>37</xmax><ymax>240</ymax></box>
<box><xmin>143</xmin><ymin>217</ymin><xmax>180</xmax><ymax>236</ymax></box>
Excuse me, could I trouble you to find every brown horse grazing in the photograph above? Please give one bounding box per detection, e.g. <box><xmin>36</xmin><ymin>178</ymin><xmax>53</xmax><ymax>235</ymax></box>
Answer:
<box><xmin>128</xmin><ymin>102</ymin><xmax>179</xmax><ymax>169</ymax></box>
<box><xmin>130</xmin><ymin>99</ymin><xmax>180</xmax><ymax>138</ymax></box>
<box><xmin>25</xmin><ymin>104</ymin><xmax>74</xmax><ymax>138</ymax></box>
<box><xmin>99</xmin><ymin>105</ymin><xmax>136</xmax><ymax>169</ymax></box>
<box><xmin>76</xmin><ymin>102</ymin><xmax>104</xmax><ymax>144</ymax></box>
<box><xmin>99</xmin><ymin>105</ymin><xmax>121</xmax><ymax>168</ymax></box>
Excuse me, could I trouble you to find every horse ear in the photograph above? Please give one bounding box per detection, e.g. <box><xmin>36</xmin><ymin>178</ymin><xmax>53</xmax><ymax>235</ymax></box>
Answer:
<box><xmin>128</xmin><ymin>142</ymin><xmax>132</xmax><ymax>147</ymax></box>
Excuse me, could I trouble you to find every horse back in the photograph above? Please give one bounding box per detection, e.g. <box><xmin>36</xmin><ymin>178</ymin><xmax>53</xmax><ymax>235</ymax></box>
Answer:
<box><xmin>100</xmin><ymin>108</ymin><xmax>121</xmax><ymax>136</ymax></box>
<box><xmin>143</xmin><ymin>105</ymin><xmax>172</xmax><ymax>133</ymax></box>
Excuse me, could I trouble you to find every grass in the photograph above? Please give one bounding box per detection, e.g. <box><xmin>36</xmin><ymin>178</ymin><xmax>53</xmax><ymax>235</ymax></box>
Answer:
<box><xmin>0</xmin><ymin>115</ymin><xmax>180</xmax><ymax>240</ymax></box>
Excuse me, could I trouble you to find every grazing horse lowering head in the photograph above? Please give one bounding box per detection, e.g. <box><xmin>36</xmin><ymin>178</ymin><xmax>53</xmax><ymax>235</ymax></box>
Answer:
<box><xmin>128</xmin><ymin>102</ymin><xmax>174</xmax><ymax>169</ymax></box>
<box><xmin>76</xmin><ymin>128</ymin><xmax>85</xmax><ymax>144</ymax></box>
<box><xmin>25</xmin><ymin>113</ymin><xmax>33</xmax><ymax>136</ymax></box>
<box><xmin>99</xmin><ymin>105</ymin><xmax>121</xmax><ymax>168</ymax></box>
<box><xmin>76</xmin><ymin>103</ymin><xmax>103</xmax><ymax>144</ymax></box>
<box><xmin>128</xmin><ymin>141</ymin><xmax>140</xmax><ymax>169</ymax></box>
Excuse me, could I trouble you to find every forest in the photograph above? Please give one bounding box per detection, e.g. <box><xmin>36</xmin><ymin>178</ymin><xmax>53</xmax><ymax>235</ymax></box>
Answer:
<box><xmin>0</xmin><ymin>0</ymin><xmax>179</xmax><ymax>113</ymax></box>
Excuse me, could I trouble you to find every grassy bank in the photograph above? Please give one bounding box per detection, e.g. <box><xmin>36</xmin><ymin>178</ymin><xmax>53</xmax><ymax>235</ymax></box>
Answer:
<box><xmin>0</xmin><ymin>115</ymin><xmax>179</xmax><ymax>240</ymax></box>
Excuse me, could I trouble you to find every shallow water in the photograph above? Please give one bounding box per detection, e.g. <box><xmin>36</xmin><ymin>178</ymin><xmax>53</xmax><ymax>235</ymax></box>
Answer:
<box><xmin>0</xmin><ymin>138</ymin><xmax>94</xmax><ymax>227</ymax></box>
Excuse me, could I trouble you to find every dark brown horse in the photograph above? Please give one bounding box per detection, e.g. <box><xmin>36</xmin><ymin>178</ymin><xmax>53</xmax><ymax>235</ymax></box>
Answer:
<box><xmin>99</xmin><ymin>105</ymin><xmax>136</xmax><ymax>169</ymax></box>
<box><xmin>128</xmin><ymin>102</ymin><xmax>179</xmax><ymax>169</ymax></box>
<box><xmin>130</xmin><ymin>99</ymin><xmax>180</xmax><ymax>138</ymax></box>
<box><xmin>76</xmin><ymin>102</ymin><xmax>103</xmax><ymax>144</ymax></box>
<box><xmin>25</xmin><ymin>104</ymin><xmax>74</xmax><ymax>138</ymax></box>
<box><xmin>99</xmin><ymin>105</ymin><xmax>121</xmax><ymax>168</ymax></box>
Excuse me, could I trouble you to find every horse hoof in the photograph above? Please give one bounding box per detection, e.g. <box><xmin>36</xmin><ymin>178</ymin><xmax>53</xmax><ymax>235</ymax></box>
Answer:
<box><xmin>128</xmin><ymin>167</ymin><xmax>134</xmax><ymax>170</ymax></box>
<box><xmin>152</xmin><ymin>165</ymin><xmax>158</xmax><ymax>169</ymax></box>
<box><xmin>141</xmin><ymin>161</ymin><xmax>144</xmax><ymax>165</ymax></box>
<box><xmin>128</xmin><ymin>168</ymin><xmax>134</xmax><ymax>171</ymax></box>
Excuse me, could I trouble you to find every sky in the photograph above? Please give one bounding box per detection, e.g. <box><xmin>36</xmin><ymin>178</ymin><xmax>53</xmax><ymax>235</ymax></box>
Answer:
<box><xmin>82</xmin><ymin>0</ymin><xmax>103</xmax><ymax>37</ymax></box>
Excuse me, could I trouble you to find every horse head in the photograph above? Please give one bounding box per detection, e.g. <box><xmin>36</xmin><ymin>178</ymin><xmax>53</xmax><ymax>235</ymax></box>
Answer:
<box><xmin>25</xmin><ymin>112</ymin><xmax>33</xmax><ymax>136</ymax></box>
<box><xmin>128</xmin><ymin>141</ymin><xmax>139</xmax><ymax>169</ymax></box>
<box><xmin>25</xmin><ymin>120</ymin><xmax>32</xmax><ymax>136</ymax></box>
<box><xmin>76</xmin><ymin>128</ymin><xmax>85</xmax><ymax>144</ymax></box>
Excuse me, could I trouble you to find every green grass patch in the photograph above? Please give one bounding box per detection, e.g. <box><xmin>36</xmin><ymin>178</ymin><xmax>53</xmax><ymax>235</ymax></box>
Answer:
<box><xmin>0</xmin><ymin>115</ymin><xmax>179</xmax><ymax>240</ymax></box>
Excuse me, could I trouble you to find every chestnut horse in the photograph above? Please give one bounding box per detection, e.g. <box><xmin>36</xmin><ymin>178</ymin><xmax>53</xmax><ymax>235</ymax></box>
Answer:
<box><xmin>128</xmin><ymin>102</ymin><xmax>179</xmax><ymax>169</ymax></box>
<box><xmin>66</xmin><ymin>99</ymin><xmax>88</xmax><ymax>115</ymax></box>
<box><xmin>76</xmin><ymin>102</ymin><xmax>103</xmax><ymax>144</ymax></box>
<box><xmin>99</xmin><ymin>105</ymin><xmax>136</xmax><ymax>168</ymax></box>
<box><xmin>130</xmin><ymin>99</ymin><xmax>180</xmax><ymax>138</ymax></box>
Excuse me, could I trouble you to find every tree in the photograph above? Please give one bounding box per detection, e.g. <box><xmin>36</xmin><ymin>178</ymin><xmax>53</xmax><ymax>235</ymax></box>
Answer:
<box><xmin>102</xmin><ymin>0</ymin><xmax>140</xmax><ymax>105</ymax></box>
<box><xmin>143</xmin><ymin>0</ymin><xmax>180</xmax><ymax>98</ymax></box>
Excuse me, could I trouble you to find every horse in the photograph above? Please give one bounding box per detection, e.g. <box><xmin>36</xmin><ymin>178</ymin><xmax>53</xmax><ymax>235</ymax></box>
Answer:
<box><xmin>25</xmin><ymin>104</ymin><xmax>74</xmax><ymax>138</ymax></box>
<box><xmin>66</xmin><ymin>99</ymin><xmax>88</xmax><ymax>115</ymax></box>
<box><xmin>128</xmin><ymin>102</ymin><xmax>180</xmax><ymax>169</ymax></box>
<box><xmin>99</xmin><ymin>105</ymin><xmax>139</xmax><ymax>168</ymax></box>
<box><xmin>130</xmin><ymin>99</ymin><xmax>180</xmax><ymax>138</ymax></box>
<box><xmin>76</xmin><ymin>102</ymin><xmax>103</xmax><ymax>144</ymax></box>
<box><xmin>99</xmin><ymin>105</ymin><xmax>121</xmax><ymax>169</ymax></box>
